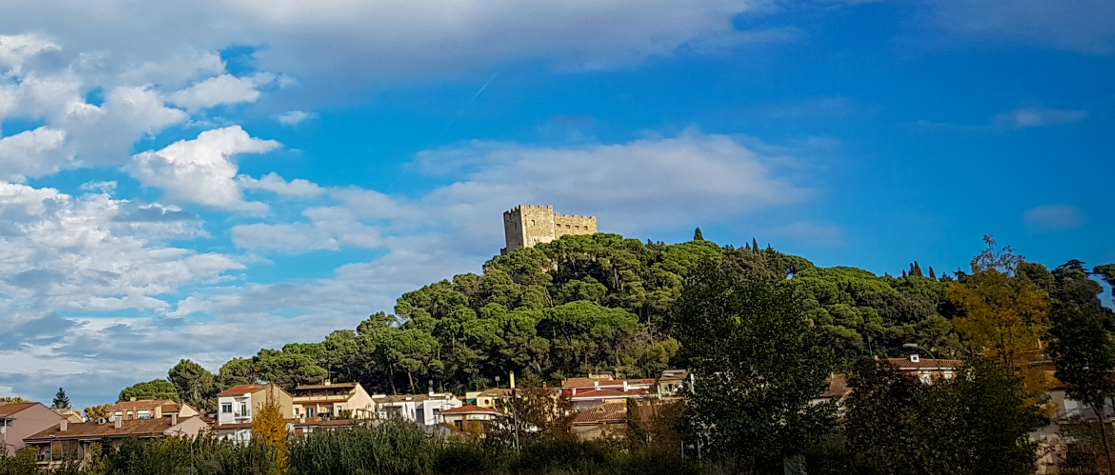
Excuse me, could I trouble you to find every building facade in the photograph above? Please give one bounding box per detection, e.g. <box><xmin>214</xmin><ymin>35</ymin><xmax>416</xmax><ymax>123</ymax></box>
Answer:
<box><xmin>215</xmin><ymin>384</ymin><xmax>294</xmax><ymax>426</ymax></box>
<box><xmin>501</xmin><ymin>205</ymin><xmax>597</xmax><ymax>254</ymax></box>
<box><xmin>0</xmin><ymin>403</ymin><xmax>65</xmax><ymax>457</ymax></box>
<box><xmin>291</xmin><ymin>382</ymin><xmax>376</xmax><ymax>419</ymax></box>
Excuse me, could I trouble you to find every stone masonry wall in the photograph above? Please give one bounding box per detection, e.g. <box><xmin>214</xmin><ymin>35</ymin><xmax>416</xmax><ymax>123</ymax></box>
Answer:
<box><xmin>501</xmin><ymin>205</ymin><xmax>597</xmax><ymax>254</ymax></box>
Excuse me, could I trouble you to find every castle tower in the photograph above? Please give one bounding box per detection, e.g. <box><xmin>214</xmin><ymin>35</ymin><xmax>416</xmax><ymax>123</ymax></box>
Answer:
<box><xmin>501</xmin><ymin>205</ymin><xmax>597</xmax><ymax>254</ymax></box>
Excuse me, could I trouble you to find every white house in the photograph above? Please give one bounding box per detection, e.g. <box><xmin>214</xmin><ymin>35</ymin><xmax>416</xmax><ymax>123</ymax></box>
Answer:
<box><xmin>371</xmin><ymin>392</ymin><xmax>462</xmax><ymax>426</ymax></box>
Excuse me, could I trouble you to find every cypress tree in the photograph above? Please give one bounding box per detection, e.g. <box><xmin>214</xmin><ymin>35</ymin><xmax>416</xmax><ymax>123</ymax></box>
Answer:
<box><xmin>693</xmin><ymin>228</ymin><xmax>704</xmax><ymax>241</ymax></box>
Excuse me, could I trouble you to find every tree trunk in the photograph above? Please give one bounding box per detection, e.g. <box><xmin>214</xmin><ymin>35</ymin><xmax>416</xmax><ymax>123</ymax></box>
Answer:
<box><xmin>1097</xmin><ymin>403</ymin><xmax>1114</xmax><ymax>475</ymax></box>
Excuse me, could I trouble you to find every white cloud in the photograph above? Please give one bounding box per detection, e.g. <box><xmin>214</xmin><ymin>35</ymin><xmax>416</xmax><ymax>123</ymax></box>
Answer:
<box><xmin>239</xmin><ymin>172</ymin><xmax>323</xmax><ymax>197</ymax></box>
<box><xmin>0</xmin><ymin>127</ymin><xmax>68</xmax><ymax>180</ymax></box>
<box><xmin>994</xmin><ymin>107</ymin><xmax>1089</xmax><ymax>129</ymax></box>
<box><xmin>0</xmin><ymin>0</ymin><xmax>776</xmax><ymax>93</ymax></box>
<box><xmin>166</xmin><ymin>74</ymin><xmax>267</xmax><ymax>112</ymax></box>
<box><xmin>277</xmin><ymin>110</ymin><xmax>315</xmax><ymax>125</ymax></box>
<box><xmin>1024</xmin><ymin>204</ymin><xmax>1085</xmax><ymax>233</ymax></box>
<box><xmin>127</xmin><ymin>126</ymin><xmax>279</xmax><ymax>213</ymax></box>
<box><xmin>0</xmin><ymin>182</ymin><xmax>241</xmax><ymax>313</ymax></box>
<box><xmin>0</xmin><ymin>34</ymin><xmax>59</xmax><ymax>74</ymax></box>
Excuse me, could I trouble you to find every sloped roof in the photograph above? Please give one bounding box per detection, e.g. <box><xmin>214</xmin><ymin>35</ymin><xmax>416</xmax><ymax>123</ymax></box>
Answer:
<box><xmin>372</xmin><ymin>393</ymin><xmax>455</xmax><ymax>404</ymax></box>
<box><xmin>569</xmin><ymin>388</ymin><xmax>646</xmax><ymax>399</ymax></box>
<box><xmin>476</xmin><ymin>388</ymin><xmax>512</xmax><ymax>398</ymax></box>
<box><xmin>24</xmin><ymin>416</ymin><xmax>198</xmax><ymax>441</ymax></box>
<box><xmin>111</xmin><ymin>399</ymin><xmax>191</xmax><ymax>414</ymax></box>
<box><xmin>442</xmin><ymin>405</ymin><xmax>500</xmax><ymax>415</ymax></box>
<box><xmin>885</xmin><ymin>358</ymin><xmax>964</xmax><ymax>370</ymax></box>
<box><xmin>217</xmin><ymin>384</ymin><xmax>267</xmax><ymax>397</ymax></box>
<box><xmin>0</xmin><ymin>402</ymin><xmax>39</xmax><ymax>417</ymax></box>
<box><xmin>572</xmin><ymin>403</ymin><xmax>627</xmax><ymax>425</ymax></box>
<box><xmin>819</xmin><ymin>374</ymin><xmax>851</xmax><ymax>399</ymax></box>
<box><xmin>294</xmin><ymin>382</ymin><xmax>358</xmax><ymax>391</ymax></box>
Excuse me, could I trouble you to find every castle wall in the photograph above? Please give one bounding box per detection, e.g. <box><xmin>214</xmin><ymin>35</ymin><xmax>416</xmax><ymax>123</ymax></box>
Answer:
<box><xmin>502</xmin><ymin>205</ymin><xmax>597</xmax><ymax>254</ymax></box>
<box><xmin>553</xmin><ymin>214</ymin><xmax>597</xmax><ymax>239</ymax></box>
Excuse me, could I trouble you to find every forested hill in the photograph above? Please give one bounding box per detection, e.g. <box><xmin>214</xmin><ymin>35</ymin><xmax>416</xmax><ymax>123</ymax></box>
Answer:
<box><xmin>152</xmin><ymin>232</ymin><xmax>1100</xmax><ymax>412</ymax></box>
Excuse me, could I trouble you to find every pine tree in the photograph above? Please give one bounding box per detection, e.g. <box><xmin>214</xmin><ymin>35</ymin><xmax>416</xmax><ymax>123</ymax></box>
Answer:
<box><xmin>52</xmin><ymin>387</ymin><xmax>70</xmax><ymax>409</ymax></box>
<box><xmin>693</xmin><ymin>227</ymin><xmax>704</xmax><ymax>241</ymax></box>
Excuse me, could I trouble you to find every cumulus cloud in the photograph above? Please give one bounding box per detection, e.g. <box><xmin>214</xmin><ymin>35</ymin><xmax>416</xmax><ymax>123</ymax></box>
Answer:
<box><xmin>127</xmin><ymin>126</ymin><xmax>280</xmax><ymax>213</ymax></box>
<box><xmin>166</xmin><ymin>74</ymin><xmax>270</xmax><ymax>112</ymax></box>
<box><xmin>276</xmin><ymin>110</ymin><xmax>315</xmax><ymax>125</ymax></box>
<box><xmin>0</xmin><ymin>182</ymin><xmax>240</xmax><ymax>311</ymax></box>
<box><xmin>0</xmin><ymin>34</ymin><xmax>59</xmax><ymax>74</ymax></box>
<box><xmin>0</xmin><ymin>127</ymin><xmax>68</xmax><ymax>180</ymax></box>
<box><xmin>1024</xmin><ymin>204</ymin><xmax>1085</xmax><ymax>233</ymax></box>
<box><xmin>994</xmin><ymin>107</ymin><xmax>1089</xmax><ymax>130</ymax></box>
<box><xmin>239</xmin><ymin>172</ymin><xmax>323</xmax><ymax>197</ymax></box>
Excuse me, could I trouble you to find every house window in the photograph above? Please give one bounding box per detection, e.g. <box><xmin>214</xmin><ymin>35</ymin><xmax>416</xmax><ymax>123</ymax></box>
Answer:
<box><xmin>308</xmin><ymin>407</ymin><xmax>316</xmax><ymax>417</ymax></box>
<box><xmin>222</xmin><ymin>403</ymin><xmax>232</xmax><ymax>414</ymax></box>
<box><xmin>294</xmin><ymin>408</ymin><xmax>300</xmax><ymax>416</ymax></box>
<box><xmin>240</xmin><ymin>403</ymin><xmax>249</xmax><ymax>416</ymax></box>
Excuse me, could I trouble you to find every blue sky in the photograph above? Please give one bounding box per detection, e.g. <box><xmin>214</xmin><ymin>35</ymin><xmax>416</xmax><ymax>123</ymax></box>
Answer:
<box><xmin>0</xmin><ymin>0</ymin><xmax>1112</xmax><ymax>410</ymax></box>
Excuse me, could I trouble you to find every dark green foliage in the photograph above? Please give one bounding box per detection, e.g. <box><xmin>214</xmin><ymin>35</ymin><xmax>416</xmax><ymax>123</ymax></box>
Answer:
<box><xmin>52</xmin><ymin>387</ymin><xmax>70</xmax><ymax>409</ymax></box>
<box><xmin>692</xmin><ymin>228</ymin><xmax>703</xmax><ymax>241</ymax></box>
<box><xmin>825</xmin><ymin>359</ymin><xmax>1043</xmax><ymax>475</ymax></box>
<box><xmin>674</xmin><ymin>263</ymin><xmax>836</xmax><ymax>471</ymax></box>
<box><xmin>168</xmin><ymin>359</ymin><xmax>217</xmax><ymax>413</ymax></box>
<box><xmin>118</xmin><ymin>379</ymin><xmax>178</xmax><ymax>402</ymax></box>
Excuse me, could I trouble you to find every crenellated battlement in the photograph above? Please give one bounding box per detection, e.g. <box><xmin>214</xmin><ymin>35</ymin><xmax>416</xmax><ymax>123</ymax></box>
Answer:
<box><xmin>501</xmin><ymin>205</ymin><xmax>598</xmax><ymax>254</ymax></box>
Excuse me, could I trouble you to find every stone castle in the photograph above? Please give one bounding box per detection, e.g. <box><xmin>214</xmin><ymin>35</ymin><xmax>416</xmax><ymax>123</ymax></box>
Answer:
<box><xmin>501</xmin><ymin>205</ymin><xmax>597</xmax><ymax>254</ymax></box>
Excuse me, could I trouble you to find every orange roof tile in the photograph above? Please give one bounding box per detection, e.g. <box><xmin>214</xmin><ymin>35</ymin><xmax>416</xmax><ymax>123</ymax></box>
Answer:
<box><xmin>216</xmin><ymin>384</ymin><xmax>267</xmax><ymax>397</ymax></box>
<box><xmin>572</xmin><ymin>403</ymin><xmax>627</xmax><ymax>425</ymax></box>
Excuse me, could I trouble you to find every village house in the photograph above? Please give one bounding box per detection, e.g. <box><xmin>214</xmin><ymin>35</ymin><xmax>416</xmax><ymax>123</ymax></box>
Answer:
<box><xmin>108</xmin><ymin>399</ymin><xmax>199</xmax><ymax>421</ymax></box>
<box><xmin>291</xmin><ymin>382</ymin><xmax>375</xmax><ymax>419</ymax></box>
<box><xmin>464</xmin><ymin>388</ymin><xmax>511</xmax><ymax>408</ymax></box>
<box><xmin>0</xmin><ymin>402</ymin><xmax>65</xmax><ymax>457</ymax></box>
<box><xmin>215</xmin><ymin>383</ymin><xmax>294</xmax><ymax>427</ymax></box>
<box><xmin>23</xmin><ymin>415</ymin><xmax>208</xmax><ymax>468</ymax></box>
<box><xmin>570</xmin><ymin>402</ymin><xmax>628</xmax><ymax>440</ymax></box>
<box><xmin>51</xmin><ymin>409</ymin><xmax>84</xmax><ymax>424</ymax></box>
<box><xmin>884</xmin><ymin>355</ymin><xmax>963</xmax><ymax>384</ymax></box>
<box><xmin>371</xmin><ymin>392</ymin><xmax>462</xmax><ymax>426</ymax></box>
<box><xmin>439</xmin><ymin>405</ymin><xmax>502</xmax><ymax>433</ymax></box>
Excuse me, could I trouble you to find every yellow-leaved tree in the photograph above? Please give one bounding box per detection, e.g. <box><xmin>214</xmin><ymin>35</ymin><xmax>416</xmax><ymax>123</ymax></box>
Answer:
<box><xmin>949</xmin><ymin>236</ymin><xmax>1052</xmax><ymax>409</ymax></box>
<box><xmin>251</xmin><ymin>396</ymin><xmax>288</xmax><ymax>473</ymax></box>
<box><xmin>950</xmin><ymin>236</ymin><xmax>1051</xmax><ymax>369</ymax></box>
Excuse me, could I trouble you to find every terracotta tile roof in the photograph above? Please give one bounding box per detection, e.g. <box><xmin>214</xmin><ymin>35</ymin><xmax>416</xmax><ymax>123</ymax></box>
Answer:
<box><xmin>24</xmin><ymin>416</ymin><xmax>198</xmax><ymax>441</ymax></box>
<box><xmin>569</xmin><ymin>388</ymin><xmax>646</xmax><ymax>399</ymax></box>
<box><xmin>477</xmin><ymin>388</ymin><xmax>512</xmax><ymax>398</ymax></box>
<box><xmin>372</xmin><ymin>393</ymin><xmax>455</xmax><ymax>404</ymax></box>
<box><xmin>572</xmin><ymin>403</ymin><xmax>627</xmax><ymax>425</ymax></box>
<box><xmin>110</xmin><ymin>400</ymin><xmax>189</xmax><ymax>413</ymax></box>
<box><xmin>0</xmin><ymin>402</ymin><xmax>39</xmax><ymax>417</ymax></box>
<box><xmin>819</xmin><ymin>374</ymin><xmax>851</xmax><ymax>399</ymax></box>
<box><xmin>217</xmin><ymin>384</ymin><xmax>267</xmax><ymax>397</ymax></box>
<box><xmin>562</xmin><ymin>377</ymin><xmax>611</xmax><ymax>389</ymax></box>
<box><xmin>294</xmin><ymin>383</ymin><xmax>358</xmax><ymax>391</ymax></box>
<box><xmin>442</xmin><ymin>405</ymin><xmax>500</xmax><ymax>415</ymax></box>
<box><xmin>885</xmin><ymin>358</ymin><xmax>964</xmax><ymax>370</ymax></box>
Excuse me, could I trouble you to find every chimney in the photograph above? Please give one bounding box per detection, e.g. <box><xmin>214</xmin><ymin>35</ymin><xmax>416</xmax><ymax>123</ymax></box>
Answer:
<box><xmin>114</xmin><ymin>417</ymin><xmax>123</xmax><ymax>429</ymax></box>
<box><xmin>130</xmin><ymin>397</ymin><xmax>136</xmax><ymax>402</ymax></box>
<box><xmin>623</xmin><ymin>381</ymin><xmax>629</xmax><ymax>392</ymax></box>
<box><xmin>510</xmin><ymin>371</ymin><xmax>516</xmax><ymax>390</ymax></box>
<box><xmin>171</xmin><ymin>413</ymin><xmax>178</xmax><ymax>426</ymax></box>
<box><xmin>154</xmin><ymin>405</ymin><xmax>162</xmax><ymax>419</ymax></box>
<box><xmin>60</xmin><ymin>419</ymin><xmax>68</xmax><ymax>432</ymax></box>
